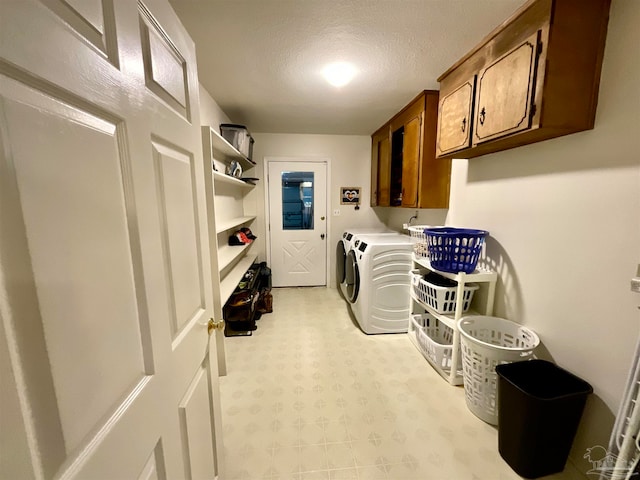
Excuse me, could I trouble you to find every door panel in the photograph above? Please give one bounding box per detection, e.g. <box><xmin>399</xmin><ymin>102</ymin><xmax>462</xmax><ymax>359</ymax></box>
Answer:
<box><xmin>401</xmin><ymin>115</ymin><xmax>421</xmax><ymax>207</ymax></box>
<box><xmin>0</xmin><ymin>1</ymin><xmax>223</xmax><ymax>479</ymax></box>
<box><xmin>2</xmin><ymin>82</ymin><xmax>149</xmax><ymax>455</ymax></box>
<box><xmin>139</xmin><ymin>3</ymin><xmax>190</xmax><ymax>119</ymax></box>
<box><xmin>152</xmin><ymin>141</ymin><xmax>205</xmax><ymax>337</ymax></box>
<box><xmin>179</xmin><ymin>367</ymin><xmax>216</xmax><ymax>480</ymax></box>
<box><xmin>474</xmin><ymin>31</ymin><xmax>540</xmax><ymax>144</ymax></box>
<box><xmin>377</xmin><ymin>135</ymin><xmax>391</xmax><ymax>206</ymax></box>
<box><xmin>140</xmin><ymin>2</ymin><xmax>223</xmax><ymax>478</ymax></box>
<box><xmin>370</xmin><ymin>127</ymin><xmax>390</xmax><ymax>207</ymax></box>
<box><xmin>436</xmin><ymin>78</ymin><xmax>475</xmax><ymax>156</ymax></box>
<box><xmin>268</xmin><ymin>161</ymin><xmax>327</xmax><ymax>287</ymax></box>
<box><xmin>138</xmin><ymin>442</ymin><xmax>167</xmax><ymax>480</ymax></box>
<box><xmin>37</xmin><ymin>0</ymin><xmax>119</xmax><ymax>64</ymax></box>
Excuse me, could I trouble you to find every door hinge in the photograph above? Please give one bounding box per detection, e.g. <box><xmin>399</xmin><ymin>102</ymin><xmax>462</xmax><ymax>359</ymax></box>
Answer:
<box><xmin>531</xmin><ymin>104</ymin><xmax>537</xmax><ymax>118</ymax></box>
<box><xmin>537</xmin><ymin>42</ymin><xmax>543</xmax><ymax>56</ymax></box>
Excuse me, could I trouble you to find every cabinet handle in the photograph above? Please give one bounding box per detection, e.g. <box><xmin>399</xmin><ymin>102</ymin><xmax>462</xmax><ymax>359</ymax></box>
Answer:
<box><xmin>461</xmin><ymin>117</ymin><xmax>466</xmax><ymax>133</ymax></box>
<box><xmin>479</xmin><ymin>107</ymin><xmax>486</xmax><ymax>126</ymax></box>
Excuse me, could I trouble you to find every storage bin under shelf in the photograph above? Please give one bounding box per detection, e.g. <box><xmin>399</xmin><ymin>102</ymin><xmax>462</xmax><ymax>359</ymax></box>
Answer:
<box><xmin>408</xmin><ymin>314</ymin><xmax>464</xmax><ymax>385</ymax></box>
<box><xmin>410</xmin><ymin>291</ymin><xmax>480</xmax><ymax>330</ymax></box>
<box><xmin>412</xmin><ymin>314</ymin><xmax>461</xmax><ymax>371</ymax></box>
<box><xmin>410</xmin><ymin>270</ymin><xmax>478</xmax><ymax>315</ymax></box>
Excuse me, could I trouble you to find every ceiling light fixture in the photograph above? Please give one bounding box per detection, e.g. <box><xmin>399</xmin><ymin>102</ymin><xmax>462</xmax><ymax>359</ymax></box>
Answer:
<box><xmin>322</xmin><ymin>62</ymin><xmax>357</xmax><ymax>87</ymax></box>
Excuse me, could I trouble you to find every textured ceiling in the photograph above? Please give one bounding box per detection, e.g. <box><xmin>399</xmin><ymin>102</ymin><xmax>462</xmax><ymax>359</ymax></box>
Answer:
<box><xmin>169</xmin><ymin>0</ymin><xmax>524</xmax><ymax>135</ymax></box>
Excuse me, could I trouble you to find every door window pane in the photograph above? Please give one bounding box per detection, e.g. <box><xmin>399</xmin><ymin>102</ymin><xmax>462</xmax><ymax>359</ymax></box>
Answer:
<box><xmin>281</xmin><ymin>172</ymin><xmax>314</xmax><ymax>230</ymax></box>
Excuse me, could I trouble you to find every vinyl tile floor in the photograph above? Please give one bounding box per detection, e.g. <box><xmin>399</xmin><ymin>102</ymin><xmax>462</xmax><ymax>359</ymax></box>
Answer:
<box><xmin>219</xmin><ymin>287</ymin><xmax>582</xmax><ymax>480</ymax></box>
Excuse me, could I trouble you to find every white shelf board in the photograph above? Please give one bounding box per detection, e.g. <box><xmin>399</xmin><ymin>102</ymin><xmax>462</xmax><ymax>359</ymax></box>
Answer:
<box><xmin>215</xmin><ymin>215</ymin><xmax>256</xmax><ymax>234</ymax></box>
<box><xmin>413</xmin><ymin>255</ymin><xmax>497</xmax><ymax>283</ymax></box>
<box><xmin>217</xmin><ymin>242</ymin><xmax>253</xmax><ymax>272</ymax></box>
<box><xmin>220</xmin><ymin>253</ymin><xmax>258</xmax><ymax>304</ymax></box>
<box><xmin>206</xmin><ymin>127</ymin><xmax>255</xmax><ymax>171</ymax></box>
<box><xmin>213</xmin><ymin>170</ymin><xmax>255</xmax><ymax>189</ymax></box>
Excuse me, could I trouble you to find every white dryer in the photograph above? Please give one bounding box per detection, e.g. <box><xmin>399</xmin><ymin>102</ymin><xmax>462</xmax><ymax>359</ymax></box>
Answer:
<box><xmin>345</xmin><ymin>233</ymin><xmax>413</xmax><ymax>334</ymax></box>
<box><xmin>336</xmin><ymin>228</ymin><xmax>391</xmax><ymax>300</ymax></box>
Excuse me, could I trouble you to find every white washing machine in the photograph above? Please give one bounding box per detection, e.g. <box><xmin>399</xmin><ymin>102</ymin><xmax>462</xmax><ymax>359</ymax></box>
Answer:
<box><xmin>345</xmin><ymin>233</ymin><xmax>413</xmax><ymax>334</ymax></box>
<box><xmin>336</xmin><ymin>228</ymin><xmax>391</xmax><ymax>300</ymax></box>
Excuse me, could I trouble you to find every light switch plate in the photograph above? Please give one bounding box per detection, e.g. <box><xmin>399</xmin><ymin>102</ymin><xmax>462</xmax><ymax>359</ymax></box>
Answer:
<box><xmin>333</xmin><ymin>209</ymin><xmax>340</xmax><ymax>216</ymax></box>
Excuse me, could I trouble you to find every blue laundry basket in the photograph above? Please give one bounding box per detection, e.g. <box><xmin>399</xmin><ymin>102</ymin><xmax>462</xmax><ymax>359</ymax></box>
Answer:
<box><xmin>424</xmin><ymin>227</ymin><xmax>489</xmax><ymax>274</ymax></box>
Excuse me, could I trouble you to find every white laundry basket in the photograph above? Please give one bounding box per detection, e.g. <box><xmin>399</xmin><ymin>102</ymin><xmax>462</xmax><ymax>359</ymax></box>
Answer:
<box><xmin>411</xmin><ymin>313</ymin><xmax>459</xmax><ymax>371</ymax></box>
<box><xmin>458</xmin><ymin>316</ymin><xmax>540</xmax><ymax>425</ymax></box>
<box><xmin>408</xmin><ymin>225</ymin><xmax>443</xmax><ymax>259</ymax></box>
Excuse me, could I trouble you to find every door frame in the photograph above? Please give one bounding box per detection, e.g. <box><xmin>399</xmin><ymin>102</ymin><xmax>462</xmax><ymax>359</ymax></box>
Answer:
<box><xmin>263</xmin><ymin>157</ymin><xmax>331</xmax><ymax>287</ymax></box>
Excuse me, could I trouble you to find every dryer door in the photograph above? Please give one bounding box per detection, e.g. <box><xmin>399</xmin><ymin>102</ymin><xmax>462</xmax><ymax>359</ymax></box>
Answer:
<box><xmin>345</xmin><ymin>250</ymin><xmax>360</xmax><ymax>303</ymax></box>
<box><xmin>336</xmin><ymin>240</ymin><xmax>346</xmax><ymax>285</ymax></box>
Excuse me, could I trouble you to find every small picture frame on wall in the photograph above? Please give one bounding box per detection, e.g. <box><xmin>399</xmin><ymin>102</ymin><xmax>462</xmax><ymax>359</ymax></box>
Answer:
<box><xmin>340</xmin><ymin>187</ymin><xmax>360</xmax><ymax>205</ymax></box>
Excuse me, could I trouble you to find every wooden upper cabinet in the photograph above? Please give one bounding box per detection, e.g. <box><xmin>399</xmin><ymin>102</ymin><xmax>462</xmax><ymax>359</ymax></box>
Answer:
<box><xmin>371</xmin><ymin>125</ymin><xmax>391</xmax><ymax>207</ymax></box>
<box><xmin>474</xmin><ymin>31</ymin><xmax>540</xmax><ymax>144</ymax></box>
<box><xmin>436</xmin><ymin>77</ymin><xmax>475</xmax><ymax>156</ymax></box>
<box><xmin>400</xmin><ymin>115</ymin><xmax>421</xmax><ymax>207</ymax></box>
<box><xmin>371</xmin><ymin>91</ymin><xmax>451</xmax><ymax>208</ymax></box>
<box><xmin>436</xmin><ymin>0</ymin><xmax>611</xmax><ymax>159</ymax></box>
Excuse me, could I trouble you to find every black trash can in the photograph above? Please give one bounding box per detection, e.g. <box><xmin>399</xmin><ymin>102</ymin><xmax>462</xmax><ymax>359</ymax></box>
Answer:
<box><xmin>495</xmin><ymin>359</ymin><xmax>593</xmax><ymax>479</ymax></box>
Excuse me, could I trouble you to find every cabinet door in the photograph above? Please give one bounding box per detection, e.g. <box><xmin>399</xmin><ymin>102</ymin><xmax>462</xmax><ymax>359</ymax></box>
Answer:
<box><xmin>436</xmin><ymin>77</ymin><xmax>475</xmax><ymax>156</ymax></box>
<box><xmin>474</xmin><ymin>31</ymin><xmax>540</xmax><ymax>144</ymax></box>
<box><xmin>371</xmin><ymin>127</ymin><xmax>391</xmax><ymax>207</ymax></box>
<box><xmin>370</xmin><ymin>134</ymin><xmax>379</xmax><ymax>207</ymax></box>
<box><xmin>401</xmin><ymin>114</ymin><xmax>421</xmax><ymax>207</ymax></box>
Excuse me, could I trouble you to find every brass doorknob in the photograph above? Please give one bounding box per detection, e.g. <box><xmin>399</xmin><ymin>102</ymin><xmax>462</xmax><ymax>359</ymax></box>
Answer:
<box><xmin>208</xmin><ymin>318</ymin><xmax>225</xmax><ymax>335</ymax></box>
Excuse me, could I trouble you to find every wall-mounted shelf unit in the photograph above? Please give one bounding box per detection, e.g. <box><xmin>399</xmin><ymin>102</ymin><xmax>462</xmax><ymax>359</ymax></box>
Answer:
<box><xmin>202</xmin><ymin>125</ymin><xmax>258</xmax><ymax>309</ymax></box>
<box><xmin>408</xmin><ymin>256</ymin><xmax>497</xmax><ymax>385</ymax></box>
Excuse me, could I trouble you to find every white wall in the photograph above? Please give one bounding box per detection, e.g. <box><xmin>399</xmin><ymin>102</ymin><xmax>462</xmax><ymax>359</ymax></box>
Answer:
<box><xmin>248</xmin><ymin>134</ymin><xmax>388</xmax><ymax>288</ymax></box>
<box><xmin>402</xmin><ymin>0</ymin><xmax>639</xmax><ymax>474</ymax></box>
<box><xmin>199</xmin><ymin>84</ymin><xmax>231</xmax><ymax>128</ymax></box>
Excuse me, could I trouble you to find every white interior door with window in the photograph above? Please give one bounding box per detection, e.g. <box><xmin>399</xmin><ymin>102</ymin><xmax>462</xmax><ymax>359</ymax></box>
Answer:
<box><xmin>267</xmin><ymin>160</ymin><xmax>328</xmax><ymax>287</ymax></box>
<box><xmin>0</xmin><ymin>1</ymin><xmax>224</xmax><ymax>479</ymax></box>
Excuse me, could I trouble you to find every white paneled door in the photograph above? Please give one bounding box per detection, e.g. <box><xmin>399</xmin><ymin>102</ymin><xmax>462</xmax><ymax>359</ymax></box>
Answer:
<box><xmin>267</xmin><ymin>160</ymin><xmax>328</xmax><ymax>287</ymax></box>
<box><xmin>0</xmin><ymin>1</ymin><xmax>224</xmax><ymax>479</ymax></box>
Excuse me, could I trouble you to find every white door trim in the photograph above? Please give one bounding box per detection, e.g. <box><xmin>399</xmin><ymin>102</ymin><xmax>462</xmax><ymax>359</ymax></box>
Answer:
<box><xmin>264</xmin><ymin>157</ymin><xmax>331</xmax><ymax>287</ymax></box>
